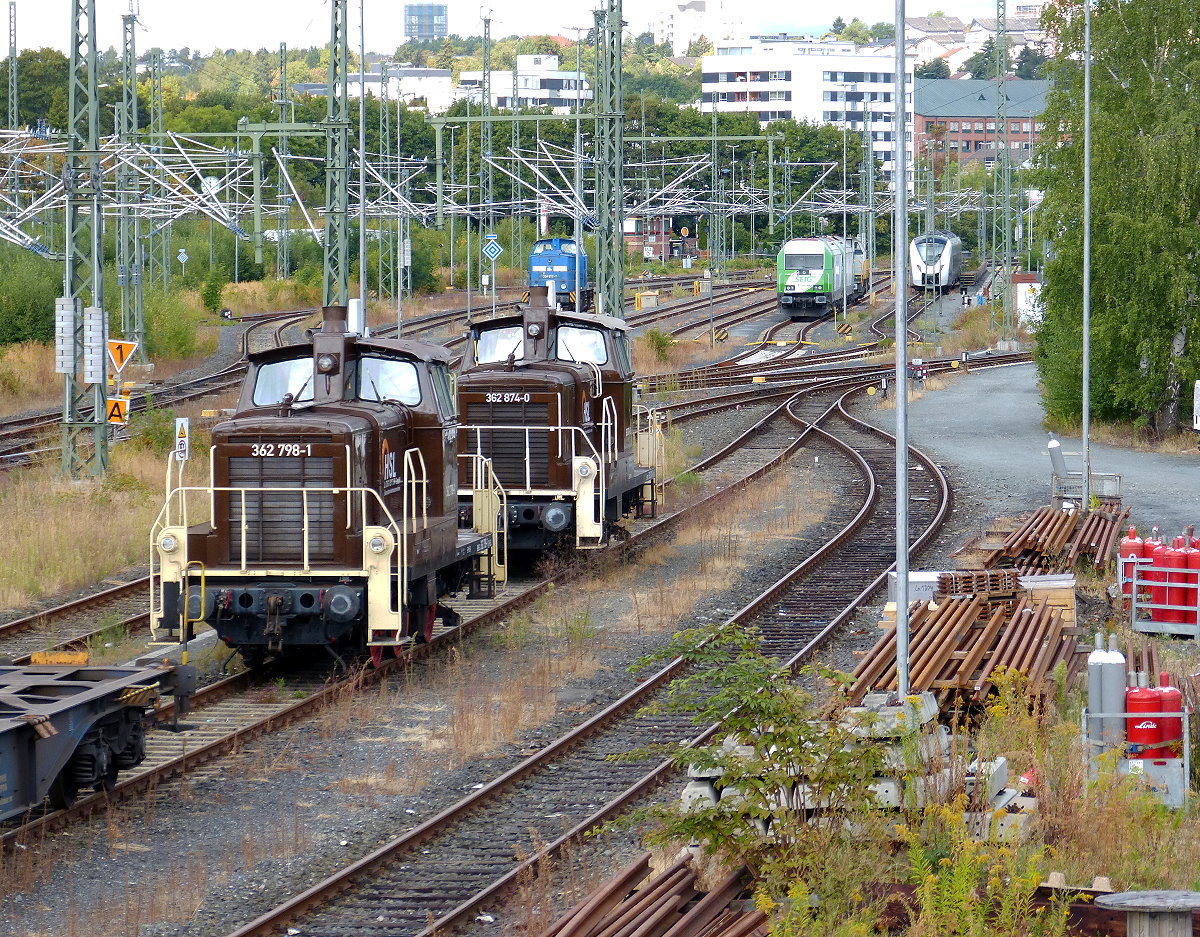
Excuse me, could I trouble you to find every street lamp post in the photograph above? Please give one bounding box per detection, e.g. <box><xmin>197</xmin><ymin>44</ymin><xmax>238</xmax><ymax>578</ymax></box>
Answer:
<box><xmin>1082</xmin><ymin>0</ymin><xmax>1092</xmax><ymax>507</ymax></box>
<box><xmin>447</xmin><ymin>125</ymin><xmax>459</xmax><ymax>292</ymax></box>
<box><xmin>727</xmin><ymin>143</ymin><xmax>739</xmax><ymax>265</ymax></box>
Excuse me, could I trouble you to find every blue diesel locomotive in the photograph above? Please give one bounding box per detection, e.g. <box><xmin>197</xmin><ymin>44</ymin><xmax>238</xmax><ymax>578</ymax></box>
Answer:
<box><xmin>528</xmin><ymin>237</ymin><xmax>594</xmax><ymax>312</ymax></box>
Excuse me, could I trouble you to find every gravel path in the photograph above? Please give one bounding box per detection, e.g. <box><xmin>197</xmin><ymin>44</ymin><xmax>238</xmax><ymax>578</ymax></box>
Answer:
<box><xmin>858</xmin><ymin>361</ymin><xmax>1200</xmax><ymax>536</ymax></box>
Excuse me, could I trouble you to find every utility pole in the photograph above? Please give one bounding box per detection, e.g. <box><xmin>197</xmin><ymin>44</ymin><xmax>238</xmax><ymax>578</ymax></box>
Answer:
<box><xmin>58</xmin><ymin>0</ymin><xmax>107</xmax><ymax>477</ymax></box>
<box><xmin>593</xmin><ymin>0</ymin><xmax>624</xmax><ymax>318</ymax></box>
<box><xmin>7</xmin><ymin>2</ymin><xmax>16</xmax><ymax>131</ymax></box>
<box><xmin>117</xmin><ymin>11</ymin><xmax>144</xmax><ymax>362</ymax></box>
<box><xmin>275</xmin><ymin>43</ymin><xmax>292</xmax><ymax>279</ymax></box>
<box><xmin>323</xmin><ymin>0</ymin><xmax>350</xmax><ymax>308</ymax></box>
<box><xmin>709</xmin><ymin>105</ymin><xmax>721</xmax><ymax>279</ymax></box>
<box><xmin>992</xmin><ymin>0</ymin><xmax>1014</xmax><ymax>341</ymax></box>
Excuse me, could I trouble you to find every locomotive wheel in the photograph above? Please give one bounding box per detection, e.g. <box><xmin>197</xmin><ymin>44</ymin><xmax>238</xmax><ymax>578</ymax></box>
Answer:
<box><xmin>48</xmin><ymin>773</ymin><xmax>80</xmax><ymax>811</ymax></box>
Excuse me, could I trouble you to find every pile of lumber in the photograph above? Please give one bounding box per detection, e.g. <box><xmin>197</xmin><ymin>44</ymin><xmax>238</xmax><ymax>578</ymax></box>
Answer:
<box><xmin>850</xmin><ymin>591</ymin><xmax>1086</xmax><ymax>706</ymax></box>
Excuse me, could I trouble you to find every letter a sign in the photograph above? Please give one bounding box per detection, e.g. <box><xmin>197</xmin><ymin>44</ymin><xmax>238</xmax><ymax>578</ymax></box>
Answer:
<box><xmin>106</xmin><ymin>397</ymin><xmax>129</xmax><ymax>425</ymax></box>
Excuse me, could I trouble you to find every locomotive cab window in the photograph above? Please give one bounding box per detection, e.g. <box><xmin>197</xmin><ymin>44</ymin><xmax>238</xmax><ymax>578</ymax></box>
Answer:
<box><xmin>612</xmin><ymin>332</ymin><xmax>632</xmax><ymax>373</ymax></box>
<box><xmin>556</xmin><ymin>326</ymin><xmax>608</xmax><ymax>365</ymax></box>
<box><xmin>558</xmin><ymin>241</ymin><xmax>578</xmax><ymax>255</ymax></box>
<box><xmin>252</xmin><ymin>356</ymin><xmax>316</xmax><ymax>407</ymax></box>
<box><xmin>476</xmin><ymin>326</ymin><xmax>525</xmax><ymax>363</ymax></box>
<box><xmin>784</xmin><ymin>253</ymin><xmax>823</xmax><ymax>271</ymax></box>
<box><xmin>430</xmin><ymin>362</ymin><xmax>457</xmax><ymax>418</ymax></box>
<box><xmin>358</xmin><ymin>356</ymin><xmax>421</xmax><ymax>405</ymax></box>
<box><xmin>917</xmin><ymin>241</ymin><xmax>944</xmax><ymax>262</ymax></box>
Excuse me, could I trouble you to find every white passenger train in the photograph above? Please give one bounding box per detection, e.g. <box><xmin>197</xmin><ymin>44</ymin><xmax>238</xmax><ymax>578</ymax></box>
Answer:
<box><xmin>910</xmin><ymin>231</ymin><xmax>963</xmax><ymax>290</ymax></box>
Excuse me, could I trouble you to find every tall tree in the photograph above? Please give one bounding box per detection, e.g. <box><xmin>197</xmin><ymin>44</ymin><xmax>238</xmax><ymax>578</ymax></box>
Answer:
<box><xmin>915</xmin><ymin>57</ymin><xmax>951</xmax><ymax>78</ymax></box>
<box><xmin>963</xmin><ymin>37</ymin><xmax>1010</xmax><ymax>80</ymax></box>
<box><xmin>1014</xmin><ymin>43</ymin><xmax>1048</xmax><ymax>80</ymax></box>
<box><xmin>1035</xmin><ymin>0</ymin><xmax>1200</xmax><ymax>435</ymax></box>
<box><xmin>870</xmin><ymin>22</ymin><xmax>896</xmax><ymax>41</ymax></box>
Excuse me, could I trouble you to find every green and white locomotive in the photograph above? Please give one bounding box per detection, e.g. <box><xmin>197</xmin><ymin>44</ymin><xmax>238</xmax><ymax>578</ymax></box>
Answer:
<box><xmin>776</xmin><ymin>236</ymin><xmax>863</xmax><ymax>321</ymax></box>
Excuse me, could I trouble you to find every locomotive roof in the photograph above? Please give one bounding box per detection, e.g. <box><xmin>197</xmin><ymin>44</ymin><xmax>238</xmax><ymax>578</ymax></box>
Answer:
<box><xmin>476</xmin><ymin>307</ymin><xmax>629</xmax><ymax>332</ymax></box>
<box><xmin>248</xmin><ymin>334</ymin><xmax>456</xmax><ymax>366</ymax></box>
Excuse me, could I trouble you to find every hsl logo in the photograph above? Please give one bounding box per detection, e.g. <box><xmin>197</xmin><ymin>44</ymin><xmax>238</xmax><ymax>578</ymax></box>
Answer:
<box><xmin>382</xmin><ymin>439</ymin><xmax>397</xmax><ymax>484</ymax></box>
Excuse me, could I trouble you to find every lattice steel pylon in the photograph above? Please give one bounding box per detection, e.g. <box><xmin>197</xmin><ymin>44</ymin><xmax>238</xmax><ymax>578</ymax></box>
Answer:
<box><xmin>481</xmin><ymin>16</ymin><xmax>493</xmax><ymax>237</ymax></box>
<box><xmin>146</xmin><ymin>49</ymin><xmax>168</xmax><ymax>289</ymax></box>
<box><xmin>323</xmin><ymin>0</ymin><xmax>349</xmax><ymax>308</ymax></box>
<box><xmin>275</xmin><ymin>42</ymin><xmax>292</xmax><ymax>279</ymax></box>
<box><xmin>117</xmin><ymin>12</ymin><xmax>145</xmax><ymax>362</ymax></box>
<box><xmin>593</xmin><ymin>0</ymin><xmax>624</xmax><ymax>318</ymax></box>
<box><xmin>59</xmin><ymin>0</ymin><xmax>107</xmax><ymax>477</ymax></box>
<box><xmin>7</xmin><ymin>3</ymin><xmax>16</xmax><ymax>131</ymax></box>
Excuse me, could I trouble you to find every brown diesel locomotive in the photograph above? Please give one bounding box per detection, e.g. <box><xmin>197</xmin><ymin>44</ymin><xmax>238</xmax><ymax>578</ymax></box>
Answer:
<box><xmin>151</xmin><ymin>306</ymin><xmax>505</xmax><ymax>666</ymax></box>
<box><xmin>457</xmin><ymin>289</ymin><xmax>664</xmax><ymax>550</ymax></box>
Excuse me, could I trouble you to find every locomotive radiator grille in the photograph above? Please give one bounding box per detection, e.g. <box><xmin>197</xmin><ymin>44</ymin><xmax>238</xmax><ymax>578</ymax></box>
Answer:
<box><xmin>464</xmin><ymin>401</ymin><xmax>550</xmax><ymax>487</ymax></box>
<box><xmin>227</xmin><ymin>456</ymin><xmax>336</xmax><ymax>564</ymax></box>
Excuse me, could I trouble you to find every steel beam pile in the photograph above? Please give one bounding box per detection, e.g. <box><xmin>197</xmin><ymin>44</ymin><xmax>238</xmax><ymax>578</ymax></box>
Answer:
<box><xmin>537</xmin><ymin>856</ymin><xmax>761</xmax><ymax>937</ymax></box>
<box><xmin>850</xmin><ymin>592</ymin><xmax>1085</xmax><ymax>706</ymax></box>
<box><xmin>990</xmin><ymin>505</ymin><xmax>1128</xmax><ymax>574</ymax></box>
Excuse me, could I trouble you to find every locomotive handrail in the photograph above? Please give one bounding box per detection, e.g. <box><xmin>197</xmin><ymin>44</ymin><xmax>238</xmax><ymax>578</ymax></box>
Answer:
<box><xmin>601</xmin><ymin>396</ymin><xmax>619</xmax><ymax>464</ymax></box>
<box><xmin>152</xmin><ymin>483</ymin><xmax>410</xmax><ymax>571</ymax></box>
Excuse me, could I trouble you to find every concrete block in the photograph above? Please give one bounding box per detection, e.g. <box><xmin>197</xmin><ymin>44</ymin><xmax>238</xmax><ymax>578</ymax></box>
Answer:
<box><xmin>843</xmin><ymin>691</ymin><xmax>938</xmax><ymax>738</ymax></box>
<box><xmin>965</xmin><ymin>757</ymin><xmax>1008</xmax><ymax>802</ymax></box>
<box><xmin>681</xmin><ymin>780</ymin><xmax>718</xmax><ymax>810</ymax></box>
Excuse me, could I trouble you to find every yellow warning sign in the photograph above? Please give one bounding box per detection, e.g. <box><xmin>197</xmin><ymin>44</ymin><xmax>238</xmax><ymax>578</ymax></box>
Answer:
<box><xmin>106</xmin><ymin>397</ymin><xmax>130</xmax><ymax>425</ymax></box>
<box><xmin>107</xmin><ymin>340</ymin><xmax>139</xmax><ymax>372</ymax></box>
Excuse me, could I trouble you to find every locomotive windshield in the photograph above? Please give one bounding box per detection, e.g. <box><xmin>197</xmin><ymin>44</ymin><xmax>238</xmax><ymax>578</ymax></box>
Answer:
<box><xmin>252</xmin><ymin>356</ymin><xmax>315</xmax><ymax>406</ymax></box>
<box><xmin>556</xmin><ymin>326</ymin><xmax>608</xmax><ymax>365</ymax></box>
<box><xmin>918</xmin><ymin>240</ymin><xmax>945</xmax><ymax>262</ymax></box>
<box><xmin>476</xmin><ymin>326</ymin><xmax>525</xmax><ymax>363</ymax></box>
<box><xmin>358</xmin><ymin>356</ymin><xmax>422</xmax><ymax>405</ymax></box>
<box><xmin>784</xmin><ymin>253</ymin><xmax>823</xmax><ymax>271</ymax></box>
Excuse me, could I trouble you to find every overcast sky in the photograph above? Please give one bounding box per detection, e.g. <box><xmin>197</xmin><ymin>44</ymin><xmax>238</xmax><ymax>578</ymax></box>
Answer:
<box><xmin>21</xmin><ymin>1</ymin><xmax>1005</xmax><ymax>56</ymax></box>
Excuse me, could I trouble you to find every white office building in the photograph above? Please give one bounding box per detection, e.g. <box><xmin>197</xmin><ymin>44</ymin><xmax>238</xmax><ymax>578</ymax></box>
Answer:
<box><xmin>294</xmin><ymin>64</ymin><xmax>457</xmax><ymax>114</ymax></box>
<box><xmin>700</xmin><ymin>37</ymin><xmax>918</xmax><ymax>182</ymax></box>
<box><xmin>458</xmin><ymin>55</ymin><xmax>592</xmax><ymax>113</ymax></box>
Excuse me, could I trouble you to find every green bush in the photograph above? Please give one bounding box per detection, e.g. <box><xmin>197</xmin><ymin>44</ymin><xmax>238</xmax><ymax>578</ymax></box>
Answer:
<box><xmin>128</xmin><ymin>400</ymin><xmax>177</xmax><ymax>456</ymax></box>
<box><xmin>201</xmin><ymin>268</ymin><xmax>227</xmax><ymax>313</ymax></box>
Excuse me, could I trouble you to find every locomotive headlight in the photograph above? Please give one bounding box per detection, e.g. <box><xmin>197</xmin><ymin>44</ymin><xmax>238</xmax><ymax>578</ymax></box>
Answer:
<box><xmin>159</xmin><ymin>533</ymin><xmax>179</xmax><ymax>554</ymax></box>
<box><xmin>369</xmin><ymin>534</ymin><xmax>388</xmax><ymax>554</ymax></box>
<box><xmin>317</xmin><ymin>353</ymin><xmax>338</xmax><ymax>374</ymax></box>
<box><xmin>527</xmin><ymin>323</ymin><xmax>542</xmax><ymax>338</ymax></box>
<box><xmin>577</xmin><ymin>461</ymin><xmax>593</xmax><ymax>479</ymax></box>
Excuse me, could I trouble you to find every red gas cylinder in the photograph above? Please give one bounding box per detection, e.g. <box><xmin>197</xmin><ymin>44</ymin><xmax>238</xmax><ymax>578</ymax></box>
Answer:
<box><xmin>1158</xmin><ymin>672</ymin><xmax>1184</xmax><ymax>757</ymax></box>
<box><xmin>1149</xmin><ymin>541</ymin><xmax>1172</xmax><ymax>623</ymax></box>
<box><xmin>1119</xmin><ymin>526</ymin><xmax>1143</xmax><ymax>598</ymax></box>
<box><xmin>1181</xmin><ymin>543</ymin><xmax>1200</xmax><ymax>626</ymax></box>
<box><xmin>1126</xmin><ymin>685</ymin><xmax>1162</xmax><ymax>758</ymax></box>
<box><xmin>1165</xmin><ymin>540</ymin><xmax>1188</xmax><ymax>624</ymax></box>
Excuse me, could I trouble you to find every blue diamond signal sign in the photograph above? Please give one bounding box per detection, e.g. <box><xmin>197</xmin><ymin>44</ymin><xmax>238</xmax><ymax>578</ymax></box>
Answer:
<box><xmin>481</xmin><ymin>236</ymin><xmax>503</xmax><ymax>262</ymax></box>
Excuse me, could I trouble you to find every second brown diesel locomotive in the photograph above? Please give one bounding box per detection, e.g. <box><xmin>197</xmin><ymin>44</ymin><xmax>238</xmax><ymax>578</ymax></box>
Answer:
<box><xmin>457</xmin><ymin>289</ymin><xmax>663</xmax><ymax>550</ymax></box>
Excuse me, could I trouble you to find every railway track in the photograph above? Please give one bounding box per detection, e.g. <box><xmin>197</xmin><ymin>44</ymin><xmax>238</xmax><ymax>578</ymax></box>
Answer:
<box><xmin>216</xmin><ymin>371</ymin><xmax>954</xmax><ymax>937</ymax></box>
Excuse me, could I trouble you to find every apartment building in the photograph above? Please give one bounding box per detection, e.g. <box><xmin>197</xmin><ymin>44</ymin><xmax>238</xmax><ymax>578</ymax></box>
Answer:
<box><xmin>458</xmin><ymin>55</ymin><xmax>592</xmax><ymax>112</ymax></box>
<box><xmin>700</xmin><ymin>37</ymin><xmax>917</xmax><ymax>182</ymax></box>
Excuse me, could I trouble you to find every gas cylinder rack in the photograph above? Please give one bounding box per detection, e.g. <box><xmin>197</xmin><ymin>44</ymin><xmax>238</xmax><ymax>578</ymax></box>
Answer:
<box><xmin>1082</xmin><ymin>632</ymin><xmax>1190</xmax><ymax>808</ymax></box>
<box><xmin>1121</xmin><ymin>526</ymin><xmax>1200</xmax><ymax>637</ymax></box>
